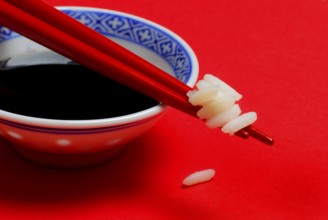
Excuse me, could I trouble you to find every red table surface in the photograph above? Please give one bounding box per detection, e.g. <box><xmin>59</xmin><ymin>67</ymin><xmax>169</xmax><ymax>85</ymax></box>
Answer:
<box><xmin>1</xmin><ymin>0</ymin><xmax>328</xmax><ymax>219</ymax></box>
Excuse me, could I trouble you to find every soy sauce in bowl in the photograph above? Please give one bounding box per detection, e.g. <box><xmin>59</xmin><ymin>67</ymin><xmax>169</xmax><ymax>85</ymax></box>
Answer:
<box><xmin>0</xmin><ymin>63</ymin><xmax>159</xmax><ymax>120</ymax></box>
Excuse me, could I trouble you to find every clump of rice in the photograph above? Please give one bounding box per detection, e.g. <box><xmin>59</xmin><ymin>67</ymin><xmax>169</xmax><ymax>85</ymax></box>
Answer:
<box><xmin>187</xmin><ymin>74</ymin><xmax>257</xmax><ymax>135</ymax></box>
<box><xmin>183</xmin><ymin>169</ymin><xmax>216</xmax><ymax>186</ymax></box>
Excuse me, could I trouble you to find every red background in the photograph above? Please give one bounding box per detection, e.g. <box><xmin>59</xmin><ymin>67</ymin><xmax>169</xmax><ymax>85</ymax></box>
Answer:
<box><xmin>1</xmin><ymin>0</ymin><xmax>328</xmax><ymax>219</ymax></box>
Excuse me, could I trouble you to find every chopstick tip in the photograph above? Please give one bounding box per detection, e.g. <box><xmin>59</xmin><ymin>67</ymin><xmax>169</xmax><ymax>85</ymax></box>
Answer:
<box><xmin>235</xmin><ymin>129</ymin><xmax>250</xmax><ymax>139</ymax></box>
<box><xmin>243</xmin><ymin>125</ymin><xmax>274</xmax><ymax>146</ymax></box>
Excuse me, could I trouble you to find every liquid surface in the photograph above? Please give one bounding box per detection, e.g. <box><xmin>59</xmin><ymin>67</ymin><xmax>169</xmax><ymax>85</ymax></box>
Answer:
<box><xmin>0</xmin><ymin>65</ymin><xmax>158</xmax><ymax>120</ymax></box>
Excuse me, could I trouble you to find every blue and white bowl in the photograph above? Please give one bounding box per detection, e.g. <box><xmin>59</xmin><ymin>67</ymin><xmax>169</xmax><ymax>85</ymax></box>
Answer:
<box><xmin>0</xmin><ymin>7</ymin><xmax>198</xmax><ymax>168</ymax></box>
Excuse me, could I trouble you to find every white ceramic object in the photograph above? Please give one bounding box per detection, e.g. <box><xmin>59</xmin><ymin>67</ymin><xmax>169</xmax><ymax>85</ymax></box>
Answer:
<box><xmin>0</xmin><ymin>7</ymin><xmax>198</xmax><ymax>168</ymax></box>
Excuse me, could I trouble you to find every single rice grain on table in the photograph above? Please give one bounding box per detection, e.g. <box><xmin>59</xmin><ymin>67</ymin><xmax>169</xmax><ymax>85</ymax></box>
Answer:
<box><xmin>183</xmin><ymin>169</ymin><xmax>216</xmax><ymax>186</ymax></box>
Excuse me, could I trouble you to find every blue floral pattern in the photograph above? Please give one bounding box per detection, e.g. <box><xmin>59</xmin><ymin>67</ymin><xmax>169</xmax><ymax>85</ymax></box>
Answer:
<box><xmin>0</xmin><ymin>9</ymin><xmax>192</xmax><ymax>83</ymax></box>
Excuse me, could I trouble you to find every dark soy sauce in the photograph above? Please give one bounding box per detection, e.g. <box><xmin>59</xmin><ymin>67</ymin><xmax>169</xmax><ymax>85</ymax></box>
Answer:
<box><xmin>0</xmin><ymin>64</ymin><xmax>159</xmax><ymax>120</ymax></box>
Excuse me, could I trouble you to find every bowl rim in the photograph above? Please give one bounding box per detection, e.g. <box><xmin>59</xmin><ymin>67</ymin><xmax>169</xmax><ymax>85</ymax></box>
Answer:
<box><xmin>0</xmin><ymin>6</ymin><xmax>199</xmax><ymax>129</ymax></box>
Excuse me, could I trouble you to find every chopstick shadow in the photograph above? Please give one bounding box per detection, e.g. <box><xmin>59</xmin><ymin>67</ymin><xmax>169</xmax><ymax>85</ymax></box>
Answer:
<box><xmin>0</xmin><ymin>135</ymin><xmax>155</xmax><ymax>204</ymax></box>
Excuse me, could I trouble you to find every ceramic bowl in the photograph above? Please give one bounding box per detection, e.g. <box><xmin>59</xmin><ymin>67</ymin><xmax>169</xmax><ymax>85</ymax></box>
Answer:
<box><xmin>0</xmin><ymin>6</ymin><xmax>198</xmax><ymax>168</ymax></box>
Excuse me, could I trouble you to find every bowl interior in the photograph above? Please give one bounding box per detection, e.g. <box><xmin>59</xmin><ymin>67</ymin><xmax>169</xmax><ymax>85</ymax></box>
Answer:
<box><xmin>0</xmin><ymin>7</ymin><xmax>198</xmax><ymax>128</ymax></box>
<box><xmin>0</xmin><ymin>7</ymin><xmax>198</xmax><ymax>85</ymax></box>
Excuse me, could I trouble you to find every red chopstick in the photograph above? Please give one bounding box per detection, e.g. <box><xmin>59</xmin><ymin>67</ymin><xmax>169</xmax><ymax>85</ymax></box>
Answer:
<box><xmin>6</xmin><ymin>0</ymin><xmax>192</xmax><ymax>96</ymax></box>
<box><xmin>0</xmin><ymin>1</ymin><xmax>195</xmax><ymax>114</ymax></box>
<box><xmin>0</xmin><ymin>0</ymin><xmax>274</xmax><ymax>145</ymax></box>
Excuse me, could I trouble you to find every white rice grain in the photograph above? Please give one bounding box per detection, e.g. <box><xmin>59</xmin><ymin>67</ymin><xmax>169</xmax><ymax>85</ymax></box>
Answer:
<box><xmin>196</xmin><ymin>79</ymin><xmax>211</xmax><ymax>90</ymax></box>
<box><xmin>188</xmin><ymin>86</ymin><xmax>221</xmax><ymax>106</ymax></box>
<box><xmin>186</xmin><ymin>74</ymin><xmax>257</xmax><ymax>136</ymax></box>
<box><xmin>204</xmin><ymin>74</ymin><xmax>242</xmax><ymax>101</ymax></box>
<box><xmin>205</xmin><ymin>104</ymin><xmax>241</xmax><ymax>128</ymax></box>
<box><xmin>221</xmin><ymin>112</ymin><xmax>257</xmax><ymax>135</ymax></box>
<box><xmin>183</xmin><ymin>169</ymin><xmax>216</xmax><ymax>186</ymax></box>
<box><xmin>186</xmin><ymin>90</ymin><xmax>197</xmax><ymax>98</ymax></box>
<box><xmin>196</xmin><ymin>95</ymin><xmax>236</xmax><ymax>120</ymax></box>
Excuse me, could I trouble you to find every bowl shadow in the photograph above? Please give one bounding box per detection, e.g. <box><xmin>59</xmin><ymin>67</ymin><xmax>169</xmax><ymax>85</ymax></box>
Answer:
<box><xmin>0</xmin><ymin>134</ymin><xmax>155</xmax><ymax>204</ymax></box>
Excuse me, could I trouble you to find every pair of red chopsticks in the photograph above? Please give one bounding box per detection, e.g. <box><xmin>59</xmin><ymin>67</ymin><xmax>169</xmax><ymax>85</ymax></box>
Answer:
<box><xmin>0</xmin><ymin>0</ymin><xmax>274</xmax><ymax>145</ymax></box>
